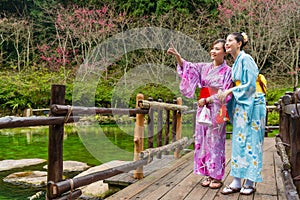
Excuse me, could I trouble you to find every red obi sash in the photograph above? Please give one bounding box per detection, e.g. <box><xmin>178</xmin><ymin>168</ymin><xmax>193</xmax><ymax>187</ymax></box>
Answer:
<box><xmin>199</xmin><ymin>87</ymin><xmax>218</xmax><ymax>99</ymax></box>
<box><xmin>199</xmin><ymin>87</ymin><xmax>229</xmax><ymax>123</ymax></box>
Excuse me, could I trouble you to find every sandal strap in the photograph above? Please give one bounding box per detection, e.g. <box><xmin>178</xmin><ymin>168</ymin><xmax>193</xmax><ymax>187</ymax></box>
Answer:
<box><xmin>221</xmin><ymin>185</ymin><xmax>242</xmax><ymax>195</ymax></box>
<box><xmin>225</xmin><ymin>185</ymin><xmax>241</xmax><ymax>191</ymax></box>
<box><xmin>242</xmin><ymin>185</ymin><xmax>255</xmax><ymax>190</ymax></box>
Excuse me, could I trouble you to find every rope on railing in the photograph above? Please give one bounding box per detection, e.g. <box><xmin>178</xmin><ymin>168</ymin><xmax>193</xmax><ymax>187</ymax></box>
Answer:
<box><xmin>64</xmin><ymin>106</ymin><xmax>73</xmax><ymax>123</ymax></box>
<box><xmin>275</xmin><ymin>135</ymin><xmax>291</xmax><ymax>170</ymax></box>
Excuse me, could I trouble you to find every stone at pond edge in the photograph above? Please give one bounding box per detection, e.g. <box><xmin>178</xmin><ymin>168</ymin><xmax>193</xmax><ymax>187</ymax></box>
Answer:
<box><xmin>3</xmin><ymin>171</ymin><xmax>47</xmax><ymax>187</ymax></box>
<box><xmin>2</xmin><ymin>160</ymin><xmax>129</xmax><ymax>197</ymax></box>
<box><xmin>43</xmin><ymin>160</ymin><xmax>90</xmax><ymax>172</ymax></box>
<box><xmin>0</xmin><ymin>158</ymin><xmax>47</xmax><ymax>171</ymax></box>
<box><xmin>2</xmin><ymin>160</ymin><xmax>90</xmax><ymax>188</ymax></box>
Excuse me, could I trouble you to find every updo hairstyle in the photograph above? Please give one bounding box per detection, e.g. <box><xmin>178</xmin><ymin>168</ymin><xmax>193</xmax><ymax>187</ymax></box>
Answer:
<box><xmin>230</xmin><ymin>32</ymin><xmax>248</xmax><ymax>50</ymax></box>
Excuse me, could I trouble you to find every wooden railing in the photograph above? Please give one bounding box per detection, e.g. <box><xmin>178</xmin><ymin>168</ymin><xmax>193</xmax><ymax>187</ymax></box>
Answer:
<box><xmin>275</xmin><ymin>90</ymin><xmax>300</xmax><ymax>200</ymax></box>
<box><xmin>1</xmin><ymin>84</ymin><xmax>289</xmax><ymax>199</ymax></box>
<box><xmin>0</xmin><ymin>85</ymin><xmax>193</xmax><ymax>199</ymax></box>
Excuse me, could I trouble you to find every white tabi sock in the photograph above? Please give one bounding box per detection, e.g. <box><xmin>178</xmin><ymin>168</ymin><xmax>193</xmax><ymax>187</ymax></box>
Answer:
<box><xmin>241</xmin><ymin>179</ymin><xmax>255</xmax><ymax>194</ymax></box>
<box><xmin>244</xmin><ymin>179</ymin><xmax>254</xmax><ymax>188</ymax></box>
<box><xmin>229</xmin><ymin>177</ymin><xmax>242</xmax><ymax>188</ymax></box>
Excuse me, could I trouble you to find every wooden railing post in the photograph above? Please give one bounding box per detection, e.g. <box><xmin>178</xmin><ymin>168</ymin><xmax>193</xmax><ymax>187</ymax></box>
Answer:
<box><xmin>171</xmin><ymin>99</ymin><xmax>177</xmax><ymax>145</ymax></box>
<box><xmin>157</xmin><ymin>99</ymin><xmax>163</xmax><ymax>159</ymax></box>
<box><xmin>280</xmin><ymin>94</ymin><xmax>292</xmax><ymax>155</ymax></box>
<box><xmin>291</xmin><ymin>89</ymin><xmax>300</xmax><ymax>194</ymax></box>
<box><xmin>174</xmin><ymin>97</ymin><xmax>182</xmax><ymax>159</ymax></box>
<box><xmin>164</xmin><ymin>102</ymin><xmax>170</xmax><ymax>155</ymax></box>
<box><xmin>134</xmin><ymin>94</ymin><xmax>144</xmax><ymax>179</ymax></box>
<box><xmin>147</xmin><ymin>97</ymin><xmax>154</xmax><ymax>148</ymax></box>
<box><xmin>291</xmin><ymin>117</ymin><xmax>300</xmax><ymax>194</ymax></box>
<box><xmin>265</xmin><ymin>101</ymin><xmax>269</xmax><ymax>137</ymax></box>
<box><xmin>278</xmin><ymin>91</ymin><xmax>300</xmax><ymax>196</ymax></box>
<box><xmin>47</xmin><ymin>85</ymin><xmax>65</xmax><ymax>199</ymax></box>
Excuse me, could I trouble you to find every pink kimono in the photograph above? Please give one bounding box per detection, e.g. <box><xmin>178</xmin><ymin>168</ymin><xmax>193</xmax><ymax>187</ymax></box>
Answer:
<box><xmin>177</xmin><ymin>60</ymin><xmax>232</xmax><ymax>180</ymax></box>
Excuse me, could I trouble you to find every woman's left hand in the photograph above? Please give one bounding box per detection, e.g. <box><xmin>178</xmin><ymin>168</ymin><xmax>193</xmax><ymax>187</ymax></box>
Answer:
<box><xmin>197</xmin><ymin>98</ymin><xmax>206</xmax><ymax>107</ymax></box>
<box><xmin>218</xmin><ymin>90</ymin><xmax>228</xmax><ymax>102</ymax></box>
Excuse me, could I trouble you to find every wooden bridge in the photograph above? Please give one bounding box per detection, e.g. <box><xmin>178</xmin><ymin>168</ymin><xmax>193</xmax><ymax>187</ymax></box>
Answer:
<box><xmin>104</xmin><ymin>137</ymin><xmax>286</xmax><ymax>200</ymax></box>
<box><xmin>0</xmin><ymin>85</ymin><xmax>299</xmax><ymax>200</ymax></box>
<box><xmin>102</xmin><ymin>90</ymin><xmax>300</xmax><ymax>200</ymax></box>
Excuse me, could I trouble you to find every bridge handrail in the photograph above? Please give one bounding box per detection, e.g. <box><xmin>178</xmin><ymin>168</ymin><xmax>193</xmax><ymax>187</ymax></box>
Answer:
<box><xmin>276</xmin><ymin>91</ymin><xmax>300</xmax><ymax>198</ymax></box>
<box><xmin>0</xmin><ymin>116</ymin><xmax>78</xmax><ymax>129</ymax></box>
<box><xmin>138</xmin><ymin>100</ymin><xmax>188</xmax><ymax>111</ymax></box>
<box><xmin>0</xmin><ymin>85</ymin><xmax>192</xmax><ymax>199</ymax></box>
<box><xmin>47</xmin><ymin>137</ymin><xmax>193</xmax><ymax>199</ymax></box>
<box><xmin>50</xmin><ymin>104</ymin><xmax>149</xmax><ymax>115</ymax></box>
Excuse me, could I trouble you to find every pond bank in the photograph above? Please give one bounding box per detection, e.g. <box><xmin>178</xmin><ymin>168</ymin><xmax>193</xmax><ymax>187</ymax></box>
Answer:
<box><xmin>1</xmin><ymin>159</ymin><xmax>129</xmax><ymax>199</ymax></box>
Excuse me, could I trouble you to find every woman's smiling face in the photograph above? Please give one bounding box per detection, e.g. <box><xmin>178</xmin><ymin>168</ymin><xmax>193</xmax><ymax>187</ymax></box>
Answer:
<box><xmin>210</xmin><ymin>42</ymin><xmax>226</xmax><ymax>62</ymax></box>
<box><xmin>225</xmin><ymin>34</ymin><xmax>242</xmax><ymax>56</ymax></box>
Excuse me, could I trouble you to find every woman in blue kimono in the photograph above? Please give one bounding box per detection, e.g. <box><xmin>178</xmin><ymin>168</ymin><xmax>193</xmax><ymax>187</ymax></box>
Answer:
<box><xmin>218</xmin><ymin>32</ymin><xmax>266</xmax><ymax>195</ymax></box>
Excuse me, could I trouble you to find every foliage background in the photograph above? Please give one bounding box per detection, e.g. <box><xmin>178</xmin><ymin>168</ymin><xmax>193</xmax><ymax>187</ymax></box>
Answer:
<box><xmin>0</xmin><ymin>0</ymin><xmax>299</xmax><ymax>115</ymax></box>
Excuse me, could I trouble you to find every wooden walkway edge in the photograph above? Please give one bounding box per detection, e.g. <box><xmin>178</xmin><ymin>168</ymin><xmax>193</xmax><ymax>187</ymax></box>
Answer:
<box><xmin>105</xmin><ymin>137</ymin><xmax>288</xmax><ymax>200</ymax></box>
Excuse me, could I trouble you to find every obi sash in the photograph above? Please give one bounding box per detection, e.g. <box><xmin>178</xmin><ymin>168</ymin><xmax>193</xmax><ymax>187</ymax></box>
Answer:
<box><xmin>235</xmin><ymin>79</ymin><xmax>266</xmax><ymax>94</ymax></box>
<box><xmin>199</xmin><ymin>87</ymin><xmax>218</xmax><ymax>99</ymax></box>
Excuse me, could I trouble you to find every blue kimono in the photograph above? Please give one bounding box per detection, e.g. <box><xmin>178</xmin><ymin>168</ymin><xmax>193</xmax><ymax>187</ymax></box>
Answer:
<box><xmin>227</xmin><ymin>51</ymin><xmax>266</xmax><ymax>182</ymax></box>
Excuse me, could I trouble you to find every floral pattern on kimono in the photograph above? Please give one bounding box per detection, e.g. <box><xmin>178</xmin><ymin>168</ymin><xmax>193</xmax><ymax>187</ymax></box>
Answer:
<box><xmin>177</xmin><ymin>60</ymin><xmax>232</xmax><ymax>180</ymax></box>
<box><xmin>227</xmin><ymin>51</ymin><xmax>266</xmax><ymax>182</ymax></box>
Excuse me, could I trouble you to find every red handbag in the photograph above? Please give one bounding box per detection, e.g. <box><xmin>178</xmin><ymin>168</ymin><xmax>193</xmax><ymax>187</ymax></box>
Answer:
<box><xmin>216</xmin><ymin>105</ymin><xmax>229</xmax><ymax>124</ymax></box>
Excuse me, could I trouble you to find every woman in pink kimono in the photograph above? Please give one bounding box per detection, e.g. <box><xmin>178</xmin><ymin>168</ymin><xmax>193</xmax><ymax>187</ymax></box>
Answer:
<box><xmin>167</xmin><ymin>39</ymin><xmax>232</xmax><ymax>189</ymax></box>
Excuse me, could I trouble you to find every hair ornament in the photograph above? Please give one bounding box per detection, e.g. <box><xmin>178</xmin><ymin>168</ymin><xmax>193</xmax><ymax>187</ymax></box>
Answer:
<box><xmin>241</xmin><ymin>32</ymin><xmax>248</xmax><ymax>43</ymax></box>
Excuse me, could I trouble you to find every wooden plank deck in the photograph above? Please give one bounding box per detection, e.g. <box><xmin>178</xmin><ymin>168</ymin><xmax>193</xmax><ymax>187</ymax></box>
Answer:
<box><xmin>105</xmin><ymin>137</ymin><xmax>287</xmax><ymax>200</ymax></box>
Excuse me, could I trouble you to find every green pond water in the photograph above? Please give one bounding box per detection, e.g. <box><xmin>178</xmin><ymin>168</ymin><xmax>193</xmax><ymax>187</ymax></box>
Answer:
<box><xmin>0</xmin><ymin>123</ymin><xmax>194</xmax><ymax>199</ymax></box>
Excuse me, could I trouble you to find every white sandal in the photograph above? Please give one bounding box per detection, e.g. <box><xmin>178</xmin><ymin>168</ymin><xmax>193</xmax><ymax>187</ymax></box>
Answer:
<box><xmin>240</xmin><ymin>186</ymin><xmax>256</xmax><ymax>195</ymax></box>
<box><xmin>221</xmin><ymin>185</ymin><xmax>241</xmax><ymax>195</ymax></box>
